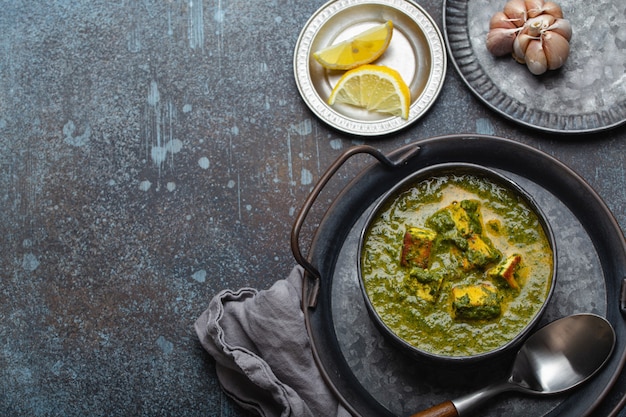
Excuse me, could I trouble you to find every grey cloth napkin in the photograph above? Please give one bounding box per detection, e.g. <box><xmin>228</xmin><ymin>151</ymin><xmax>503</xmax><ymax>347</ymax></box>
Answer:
<box><xmin>195</xmin><ymin>265</ymin><xmax>351</xmax><ymax>417</ymax></box>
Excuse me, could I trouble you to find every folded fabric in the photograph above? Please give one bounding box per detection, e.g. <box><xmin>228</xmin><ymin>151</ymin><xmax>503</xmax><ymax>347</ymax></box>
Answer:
<box><xmin>195</xmin><ymin>265</ymin><xmax>351</xmax><ymax>417</ymax></box>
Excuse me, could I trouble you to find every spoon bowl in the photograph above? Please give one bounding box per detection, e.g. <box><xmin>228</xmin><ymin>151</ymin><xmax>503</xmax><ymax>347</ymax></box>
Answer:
<box><xmin>411</xmin><ymin>314</ymin><xmax>616</xmax><ymax>417</ymax></box>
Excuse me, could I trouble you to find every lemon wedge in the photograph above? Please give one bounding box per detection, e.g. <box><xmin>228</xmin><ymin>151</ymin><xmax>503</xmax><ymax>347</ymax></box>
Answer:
<box><xmin>313</xmin><ymin>21</ymin><xmax>393</xmax><ymax>70</ymax></box>
<box><xmin>328</xmin><ymin>65</ymin><xmax>411</xmax><ymax>119</ymax></box>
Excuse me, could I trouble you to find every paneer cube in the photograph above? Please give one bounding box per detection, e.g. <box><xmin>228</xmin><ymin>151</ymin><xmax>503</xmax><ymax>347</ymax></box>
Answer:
<box><xmin>407</xmin><ymin>267</ymin><xmax>445</xmax><ymax>302</ymax></box>
<box><xmin>488</xmin><ymin>254</ymin><xmax>522</xmax><ymax>290</ymax></box>
<box><xmin>448</xmin><ymin>234</ymin><xmax>501</xmax><ymax>271</ymax></box>
<box><xmin>451</xmin><ymin>283</ymin><xmax>501</xmax><ymax>320</ymax></box>
<box><xmin>466</xmin><ymin>234</ymin><xmax>502</xmax><ymax>268</ymax></box>
<box><xmin>400</xmin><ymin>227</ymin><xmax>437</xmax><ymax>269</ymax></box>
<box><xmin>426</xmin><ymin>201</ymin><xmax>470</xmax><ymax>236</ymax></box>
<box><xmin>406</xmin><ymin>268</ymin><xmax>443</xmax><ymax>303</ymax></box>
<box><xmin>445</xmin><ymin>201</ymin><xmax>473</xmax><ymax>237</ymax></box>
<box><xmin>426</xmin><ymin>200</ymin><xmax>484</xmax><ymax>244</ymax></box>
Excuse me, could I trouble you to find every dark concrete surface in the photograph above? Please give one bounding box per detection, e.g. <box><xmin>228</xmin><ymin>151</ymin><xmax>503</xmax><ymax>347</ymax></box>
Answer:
<box><xmin>0</xmin><ymin>1</ymin><xmax>624</xmax><ymax>416</ymax></box>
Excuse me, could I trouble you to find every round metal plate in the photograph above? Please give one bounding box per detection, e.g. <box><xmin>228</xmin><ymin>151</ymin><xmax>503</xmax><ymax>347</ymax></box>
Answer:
<box><xmin>443</xmin><ymin>0</ymin><xmax>626</xmax><ymax>134</ymax></box>
<box><xmin>301</xmin><ymin>135</ymin><xmax>626</xmax><ymax>416</ymax></box>
<box><xmin>294</xmin><ymin>0</ymin><xmax>446</xmax><ymax>136</ymax></box>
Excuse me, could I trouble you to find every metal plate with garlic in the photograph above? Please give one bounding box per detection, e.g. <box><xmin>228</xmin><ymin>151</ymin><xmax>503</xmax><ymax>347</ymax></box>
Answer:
<box><xmin>444</xmin><ymin>0</ymin><xmax>626</xmax><ymax>134</ymax></box>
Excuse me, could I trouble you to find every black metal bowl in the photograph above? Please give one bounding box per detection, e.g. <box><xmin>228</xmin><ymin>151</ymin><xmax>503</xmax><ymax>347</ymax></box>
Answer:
<box><xmin>357</xmin><ymin>162</ymin><xmax>557</xmax><ymax>366</ymax></box>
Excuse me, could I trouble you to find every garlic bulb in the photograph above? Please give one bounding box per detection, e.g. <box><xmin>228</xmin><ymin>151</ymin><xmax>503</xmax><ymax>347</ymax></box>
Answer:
<box><xmin>486</xmin><ymin>0</ymin><xmax>571</xmax><ymax>75</ymax></box>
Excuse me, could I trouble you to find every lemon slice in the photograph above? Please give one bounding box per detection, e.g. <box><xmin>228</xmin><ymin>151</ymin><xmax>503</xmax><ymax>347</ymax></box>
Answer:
<box><xmin>328</xmin><ymin>65</ymin><xmax>411</xmax><ymax>119</ymax></box>
<box><xmin>313</xmin><ymin>21</ymin><xmax>393</xmax><ymax>70</ymax></box>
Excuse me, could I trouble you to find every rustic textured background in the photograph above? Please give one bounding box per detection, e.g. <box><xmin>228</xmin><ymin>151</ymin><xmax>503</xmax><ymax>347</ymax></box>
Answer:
<box><xmin>0</xmin><ymin>0</ymin><xmax>624</xmax><ymax>416</ymax></box>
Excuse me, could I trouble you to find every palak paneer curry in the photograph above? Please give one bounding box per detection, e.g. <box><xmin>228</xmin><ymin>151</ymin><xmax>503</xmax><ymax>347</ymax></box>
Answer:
<box><xmin>361</xmin><ymin>171</ymin><xmax>554</xmax><ymax>357</ymax></box>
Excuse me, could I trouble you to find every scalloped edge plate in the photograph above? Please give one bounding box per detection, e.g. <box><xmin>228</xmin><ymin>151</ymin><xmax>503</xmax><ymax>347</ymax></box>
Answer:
<box><xmin>443</xmin><ymin>0</ymin><xmax>626</xmax><ymax>134</ymax></box>
<box><xmin>294</xmin><ymin>0</ymin><xmax>446</xmax><ymax>136</ymax></box>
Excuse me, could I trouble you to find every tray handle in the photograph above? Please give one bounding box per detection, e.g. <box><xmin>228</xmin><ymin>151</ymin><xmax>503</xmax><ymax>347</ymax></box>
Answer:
<box><xmin>290</xmin><ymin>144</ymin><xmax>421</xmax><ymax>306</ymax></box>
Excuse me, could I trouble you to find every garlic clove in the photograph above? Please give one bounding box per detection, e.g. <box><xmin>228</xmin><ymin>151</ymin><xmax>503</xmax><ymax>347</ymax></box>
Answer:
<box><xmin>503</xmin><ymin>0</ymin><xmax>527</xmax><ymax>27</ymax></box>
<box><xmin>487</xmin><ymin>27</ymin><xmax>520</xmax><ymax>56</ymax></box>
<box><xmin>490</xmin><ymin>11</ymin><xmax>517</xmax><ymax>30</ymax></box>
<box><xmin>525</xmin><ymin>0</ymin><xmax>545</xmax><ymax>18</ymax></box>
<box><xmin>542</xmin><ymin>31</ymin><xmax>570</xmax><ymax>70</ymax></box>
<box><xmin>541</xmin><ymin>1</ymin><xmax>563</xmax><ymax>18</ymax></box>
<box><xmin>524</xmin><ymin>39</ymin><xmax>548</xmax><ymax>74</ymax></box>
<box><xmin>547</xmin><ymin>18</ymin><xmax>572</xmax><ymax>41</ymax></box>
<box><xmin>512</xmin><ymin>38</ymin><xmax>526</xmax><ymax>64</ymax></box>
<box><xmin>513</xmin><ymin>31</ymin><xmax>535</xmax><ymax>61</ymax></box>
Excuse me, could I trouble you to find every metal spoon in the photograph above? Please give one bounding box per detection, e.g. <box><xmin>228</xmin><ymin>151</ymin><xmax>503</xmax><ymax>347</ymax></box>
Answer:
<box><xmin>410</xmin><ymin>313</ymin><xmax>616</xmax><ymax>417</ymax></box>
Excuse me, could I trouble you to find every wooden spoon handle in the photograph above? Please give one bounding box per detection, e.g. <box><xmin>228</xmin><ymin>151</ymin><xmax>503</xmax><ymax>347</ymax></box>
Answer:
<box><xmin>408</xmin><ymin>400</ymin><xmax>459</xmax><ymax>417</ymax></box>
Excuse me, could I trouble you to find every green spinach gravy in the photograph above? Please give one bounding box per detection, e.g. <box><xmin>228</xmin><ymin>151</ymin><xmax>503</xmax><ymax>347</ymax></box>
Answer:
<box><xmin>361</xmin><ymin>172</ymin><xmax>553</xmax><ymax>357</ymax></box>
